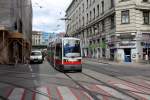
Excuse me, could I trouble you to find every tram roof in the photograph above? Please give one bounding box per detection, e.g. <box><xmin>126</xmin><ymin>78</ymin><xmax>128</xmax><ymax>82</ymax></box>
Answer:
<box><xmin>48</xmin><ymin>37</ymin><xmax>80</xmax><ymax>45</ymax></box>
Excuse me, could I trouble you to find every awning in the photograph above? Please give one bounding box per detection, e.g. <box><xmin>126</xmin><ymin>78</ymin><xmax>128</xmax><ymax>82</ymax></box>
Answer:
<box><xmin>0</xmin><ymin>30</ymin><xmax>9</xmax><ymax>37</ymax></box>
<box><xmin>8</xmin><ymin>32</ymin><xmax>23</xmax><ymax>39</ymax></box>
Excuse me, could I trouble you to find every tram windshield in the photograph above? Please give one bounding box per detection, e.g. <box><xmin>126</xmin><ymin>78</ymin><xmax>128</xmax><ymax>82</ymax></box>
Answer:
<box><xmin>63</xmin><ymin>39</ymin><xmax>81</xmax><ymax>57</ymax></box>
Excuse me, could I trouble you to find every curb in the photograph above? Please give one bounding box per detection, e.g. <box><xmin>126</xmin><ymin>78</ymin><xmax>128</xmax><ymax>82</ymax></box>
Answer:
<box><xmin>83</xmin><ymin>59</ymin><xmax>150</xmax><ymax>67</ymax></box>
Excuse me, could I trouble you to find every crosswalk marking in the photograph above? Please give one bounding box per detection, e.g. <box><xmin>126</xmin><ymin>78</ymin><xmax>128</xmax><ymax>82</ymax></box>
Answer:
<box><xmin>96</xmin><ymin>85</ymin><xmax>134</xmax><ymax>100</ymax></box>
<box><xmin>145</xmin><ymin>81</ymin><xmax>150</xmax><ymax>85</ymax></box>
<box><xmin>5</xmin><ymin>83</ymin><xmax>150</xmax><ymax>100</ymax></box>
<box><xmin>113</xmin><ymin>84</ymin><xmax>139</xmax><ymax>92</ymax></box>
<box><xmin>57</xmin><ymin>86</ymin><xmax>77</xmax><ymax>100</ymax></box>
<box><xmin>8</xmin><ymin>88</ymin><xmax>25</xmax><ymax>100</ymax></box>
<box><xmin>35</xmin><ymin>87</ymin><xmax>50</xmax><ymax>100</ymax></box>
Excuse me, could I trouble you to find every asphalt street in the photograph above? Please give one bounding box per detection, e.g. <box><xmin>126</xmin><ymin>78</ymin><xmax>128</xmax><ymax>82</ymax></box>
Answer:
<box><xmin>0</xmin><ymin>60</ymin><xmax>150</xmax><ymax>100</ymax></box>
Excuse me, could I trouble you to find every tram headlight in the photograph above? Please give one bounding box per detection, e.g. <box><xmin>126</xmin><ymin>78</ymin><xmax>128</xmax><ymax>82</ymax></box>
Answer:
<box><xmin>64</xmin><ymin>59</ymin><xmax>69</xmax><ymax>62</ymax></box>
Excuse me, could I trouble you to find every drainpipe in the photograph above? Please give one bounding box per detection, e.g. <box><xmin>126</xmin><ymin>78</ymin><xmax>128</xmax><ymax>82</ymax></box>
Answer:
<box><xmin>147</xmin><ymin>42</ymin><xmax>149</xmax><ymax>63</ymax></box>
<box><xmin>3</xmin><ymin>31</ymin><xmax>5</xmax><ymax>47</ymax></box>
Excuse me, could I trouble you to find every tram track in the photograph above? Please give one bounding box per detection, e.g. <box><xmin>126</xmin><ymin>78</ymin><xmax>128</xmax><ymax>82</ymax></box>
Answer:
<box><xmin>82</xmin><ymin>72</ymin><xmax>150</xmax><ymax>96</ymax></box>
<box><xmin>0</xmin><ymin>70</ymin><xmax>59</xmax><ymax>100</ymax></box>
<box><xmin>82</xmin><ymin>64</ymin><xmax>150</xmax><ymax>98</ymax></box>
<box><xmin>64</xmin><ymin>72</ymin><xmax>134</xmax><ymax>100</ymax></box>
<box><xmin>84</xmin><ymin>63</ymin><xmax>150</xmax><ymax>91</ymax></box>
<box><xmin>0</xmin><ymin>96</ymin><xmax>8</xmax><ymax>100</ymax></box>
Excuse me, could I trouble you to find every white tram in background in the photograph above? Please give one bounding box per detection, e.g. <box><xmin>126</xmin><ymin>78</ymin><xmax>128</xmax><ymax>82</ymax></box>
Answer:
<box><xmin>47</xmin><ymin>37</ymin><xmax>82</xmax><ymax>72</ymax></box>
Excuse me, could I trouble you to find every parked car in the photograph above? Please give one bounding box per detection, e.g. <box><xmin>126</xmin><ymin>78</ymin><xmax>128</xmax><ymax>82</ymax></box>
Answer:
<box><xmin>30</xmin><ymin>50</ymin><xmax>43</xmax><ymax>64</ymax></box>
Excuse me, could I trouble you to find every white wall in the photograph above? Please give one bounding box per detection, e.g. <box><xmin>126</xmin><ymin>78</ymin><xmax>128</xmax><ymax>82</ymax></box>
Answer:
<box><xmin>116</xmin><ymin>49</ymin><xmax>124</xmax><ymax>62</ymax></box>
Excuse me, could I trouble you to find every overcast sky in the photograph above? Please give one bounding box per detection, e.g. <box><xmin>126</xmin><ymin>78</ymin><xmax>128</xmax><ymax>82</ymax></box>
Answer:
<box><xmin>32</xmin><ymin>0</ymin><xmax>72</xmax><ymax>33</ymax></box>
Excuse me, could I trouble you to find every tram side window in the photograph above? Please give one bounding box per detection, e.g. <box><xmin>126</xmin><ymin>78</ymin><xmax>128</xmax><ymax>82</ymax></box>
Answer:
<box><xmin>56</xmin><ymin>44</ymin><xmax>62</xmax><ymax>59</ymax></box>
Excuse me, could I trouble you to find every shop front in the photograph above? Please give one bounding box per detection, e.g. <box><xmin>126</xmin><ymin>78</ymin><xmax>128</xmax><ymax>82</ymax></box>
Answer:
<box><xmin>117</xmin><ymin>41</ymin><xmax>136</xmax><ymax>63</ymax></box>
<box><xmin>141</xmin><ymin>42</ymin><xmax>150</xmax><ymax>60</ymax></box>
<box><xmin>141</xmin><ymin>33</ymin><xmax>150</xmax><ymax>61</ymax></box>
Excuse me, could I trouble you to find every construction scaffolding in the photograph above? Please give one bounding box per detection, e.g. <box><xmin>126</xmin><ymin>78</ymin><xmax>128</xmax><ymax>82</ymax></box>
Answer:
<box><xmin>0</xmin><ymin>30</ymin><xmax>31</xmax><ymax>64</ymax></box>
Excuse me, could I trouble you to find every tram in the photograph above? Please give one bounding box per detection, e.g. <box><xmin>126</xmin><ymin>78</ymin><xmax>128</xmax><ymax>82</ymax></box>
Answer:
<box><xmin>47</xmin><ymin>37</ymin><xmax>82</xmax><ymax>72</ymax></box>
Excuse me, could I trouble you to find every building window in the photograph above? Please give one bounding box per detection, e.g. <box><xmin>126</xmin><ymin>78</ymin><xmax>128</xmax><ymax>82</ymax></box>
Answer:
<box><xmin>110</xmin><ymin>0</ymin><xmax>114</xmax><ymax>8</ymax></box>
<box><xmin>101</xmin><ymin>1</ymin><xmax>104</xmax><ymax>14</ymax></box>
<box><xmin>93</xmin><ymin>8</ymin><xmax>95</xmax><ymax>19</ymax></box>
<box><xmin>82</xmin><ymin>16</ymin><xmax>85</xmax><ymax>26</ymax></box>
<box><xmin>90</xmin><ymin>11</ymin><xmax>92</xmax><ymax>21</ymax></box>
<box><xmin>111</xmin><ymin>15</ymin><xmax>115</xmax><ymax>29</ymax></box>
<box><xmin>79</xmin><ymin>7</ymin><xmax>81</xmax><ymax>16</ymax></box>
<box><xmin>121</xmin><ymin>0</ymin><xmax>130</xmax><ymax>2</ymax></box>
<box><xmin>102</xmin><ymin>20</ymin><xmax>105</xmax><ymax>32</ymax></box>
<box><xmin>87</xmin><ymin>0</ymin><xmax>88</xmax><ymax>8</ymax></box>
<box><xmin>87</xmin><ymin>13</ymin><xmax>89</xmax><ymax>23</ymax></box>
<box><xmin>82</xmin><ymin>3</ymin><xmax>84</xmax><ymax>12</ymax></box>
<box><xmin>90</xmin><ymin>28</ymin><xmax>92</xmax><ymax>35</ymax></box>
<box><xmin>97</xmin><ymin>5</ymin><xmax>100</xmax><ymax>16</ymax></box>
<box><xmin>121</xmin><ymin>10</ymin><xmax>130</xmax><ymax>24</ymax></box>
<box><xmin>143</xmin><ymin>11</ymin><xmax>150</xmax><ymax>24</ymax></box>
<box><xmin>93</xmin><ymin>0</ymin><xmax>95</xmax><ymax>3</ymax></box>
<box><xmin>143</xmin><ymin>0</ymin><xmax>148</xmax><ymax>2</ymax></box>
<box><xmin>90</xmin><ymin>0</ymin><xmax>92</xmax><ymax>6</ymax></box>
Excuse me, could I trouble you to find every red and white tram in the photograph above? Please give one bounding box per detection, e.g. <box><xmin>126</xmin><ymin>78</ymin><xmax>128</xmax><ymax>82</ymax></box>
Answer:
<box><xmin>47</xmin><ymin>37</ymin><xmax>82</xmax><ymax>72</ymax></box>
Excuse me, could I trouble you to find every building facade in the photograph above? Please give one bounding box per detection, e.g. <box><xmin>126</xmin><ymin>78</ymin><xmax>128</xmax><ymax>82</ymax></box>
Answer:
<box><xmin>66</xmin><ymin>0</ymin><xmax>150</xmax><ymax>63</ymax></box>
<box><xmin>32</xmin><ymin>31</ymin><xmax>58</xmax><ymax>46</ymax></box>
<box><xmin>32</xmin><ymin>31</ymin><xmax>43</xmax><ymax>46</ymax></box>
<box><xmin>42</xmin><ymin>32</ymin><xmax>51</xmax><ymax>45</ymax></box>
<box><xmin>0</xmin><ymin>0</ymin><xmax>32</xmax><ymax>42</ymax></box>
<box><xmin>0</xmin><ymin>0</ymin><xmax>32</xmax><ymax>64</ymax></box>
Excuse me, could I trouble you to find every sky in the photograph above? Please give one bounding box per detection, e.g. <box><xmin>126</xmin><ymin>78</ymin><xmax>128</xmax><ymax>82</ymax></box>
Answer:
<box><xmin>32</xmin><ymin>0</ymin><xmax>72</xmax><ymax>33</ymax></box>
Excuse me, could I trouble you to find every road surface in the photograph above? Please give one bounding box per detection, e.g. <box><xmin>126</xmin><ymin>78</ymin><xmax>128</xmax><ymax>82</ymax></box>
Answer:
<box><xmin>0</xmin><ymin>60</ymin><xmax>150</xmax><ymax>100</ymax></box>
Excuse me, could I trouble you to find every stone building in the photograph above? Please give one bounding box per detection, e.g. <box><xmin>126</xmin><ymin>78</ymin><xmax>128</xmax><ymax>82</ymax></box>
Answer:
<box><xmin>66</xmin><ymin>0</ymin><xmax>150</xmax><ymax>63</ymax></box>
<box><xmin>0</xmin><ymin>0</ymin><xmax>32</xmax><ymax>64</ymax></box>
<box><xmin>32</xmin><ymin>31</ymin><xmax>43</xmax><ymax>46</ymax></box>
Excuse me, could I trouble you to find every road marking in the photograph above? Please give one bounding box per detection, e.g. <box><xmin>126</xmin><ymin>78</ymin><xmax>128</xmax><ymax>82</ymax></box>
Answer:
<box><xmin>145</xmin><ymin>81</ymin><xmax>150</xmax><ymax>85</ymax></box>
<box><xmin>29</xmin><ymin>65</ymin><xmax>33</xmax><ymax>72</ymax></box>
<box><xmin>113</xmin><ymin>83</ymin><xmax>140</xmax><ymax>93</ymax></box>
<box><xmin>96</xmin><ymin>85</ymin><xmax>134</xmax><ymax>100</ymax></box>
<box><xmin>82</xmin><ymin>86</ymin><xmax>96</xmax><ymax>100</ymax></box>
<box><xmin>82</xmin><ymin>91</ymin><xmax>94</xmax><ymax>100</ymax></box>
<box><xmin>69</xmin><ymin>89</ymin><xmax>80</xmax><ymax>100</ymax></box>
<box><xmin>35</xmin><ymin>87</ymin><xmax>50</xmax><ymax>100</ymax></box>
<box><xmin>113</xmin><ymin>83</ymin><xmax>149</xmax><ymax>100</ymax></box>
<box><xmin>47</xmin><ymin>87</ymin><xmax>52</xmax><ymax>100</ymax></box>
<box><xmin>89</xmin><ymin>85</ymin><xmax>110</xmax><ymax>100</ymax></box>
<box><xmin>6</xmin><ymin>87</ymin><xmax>14</xmax><ymax>97</ymax></box>
<box><xmin>8</xmin><ymin>88</ymin><xmax>25</xmax><ymax>100</ymax></box>
<box><xmin>57</xmin><ymin>86</ymin><xmax>77</xmax><ymax>100</ymax></box>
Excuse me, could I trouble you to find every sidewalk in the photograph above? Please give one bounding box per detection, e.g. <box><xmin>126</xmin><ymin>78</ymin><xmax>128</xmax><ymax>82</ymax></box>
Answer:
<box><xmin>83</xmin><ymin>58</ymin><xmax>150</xmax><ymax>68</ymax></box>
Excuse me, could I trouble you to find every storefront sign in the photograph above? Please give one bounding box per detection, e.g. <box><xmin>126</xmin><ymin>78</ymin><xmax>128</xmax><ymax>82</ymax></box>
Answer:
<box><xmin>119</xmin><ymin>42</ymin><xmax>136</xmax><ymax>48</ymax></box>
